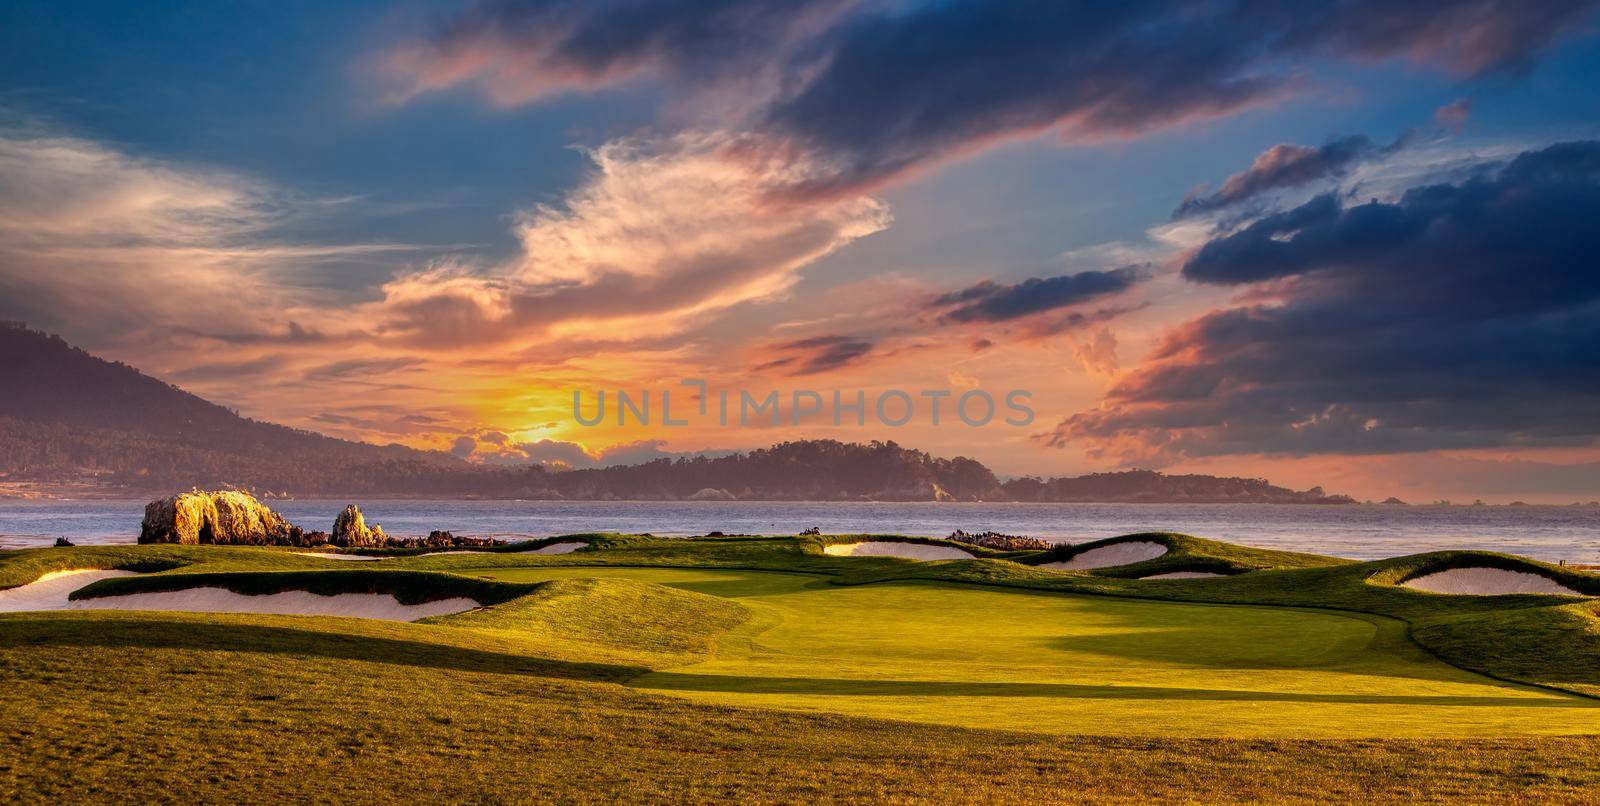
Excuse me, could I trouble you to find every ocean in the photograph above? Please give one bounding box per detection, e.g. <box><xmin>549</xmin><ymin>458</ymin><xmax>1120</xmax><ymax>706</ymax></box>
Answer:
<box><xmin>3</xmin><ymin>499</ymin><xmax>1599</xmax><ymax>564</ymax></box>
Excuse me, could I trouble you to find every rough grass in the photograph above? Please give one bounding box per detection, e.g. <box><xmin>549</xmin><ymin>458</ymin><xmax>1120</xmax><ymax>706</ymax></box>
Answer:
<box><xmin>3</xmin><ymin>611</ymin><xmax>1599</xmax><ymax>804</ymax></box>
<box><xmin>1411</xmin><ymin>601</ymin><xmax>1600</xmax><ymax>698</ymax></box>
<box><xmin>3</xmin><ymin>534</ymin><xmax>1599</xmax><ymax>801</ymax></box>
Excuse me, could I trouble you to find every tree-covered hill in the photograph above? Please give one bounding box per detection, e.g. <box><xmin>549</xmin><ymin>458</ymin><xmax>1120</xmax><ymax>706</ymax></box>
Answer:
<box><xmin>0</xmin><ymin>326</ymin><xmax>1350</xmax><ymax>502</ymax></box>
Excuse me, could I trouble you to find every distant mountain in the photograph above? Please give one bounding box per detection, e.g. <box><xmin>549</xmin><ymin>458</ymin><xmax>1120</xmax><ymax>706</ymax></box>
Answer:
<box><xmin>0</xmin><ymin>325</ymin><xmax>1353</xmax><ymax>503</ymax></box>
<box><xmin>1001</xmin><ymin>469</ymin><xmax>1354</xmax><ymax>504</ymax></box>
<box><xmin>544</xmin><ymin>439</ymin><xmax>1002</xmax><ymax>502</ymax></box>
<box><xmin>0</xmin><ymin>324</ymin><xmax>460</xmax><ymax>493</ymax></box>
<box><xmin>486</xmin><ymin>441</ymin><xmax>1352</xmax><ymax>503</ymax></box>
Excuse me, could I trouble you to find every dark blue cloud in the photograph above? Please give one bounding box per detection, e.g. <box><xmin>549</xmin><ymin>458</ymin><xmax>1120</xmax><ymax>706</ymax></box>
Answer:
<box><xmin>760</xmin><ymin>0</ymin><xmax>1599</xmax><ymax>198</ymax></box>
<box><xmin>760</xmin><ymin>335</ymin><xmax>875</xmax><ymax>375</ymax></box>
<box><xmin>934</xmin><ymin>266</ymin><xmax>1148</xmax><ymax>324</ymax></box>
<box><xmin>397</xmin><ymin>1</ymin><xmax>1597</xmax><ymax>199</ymax></box>
<box><xmin>397</xmin><ymin>0</ymin><xmax>857</xmax><ymax>100</ymax></box>
<box><xmin>1051</xmin><ymin>140</ymin><xmax>1600</xmax><ymax>459</ymax></box>
<box><xmin>1172</xmin><ymin>133</ymin><xmax>1410</xmax><ymax>218</ymax></box>
<box><xmin>1183</xmin><ymin>140</ymin><xmax>1600</xmax><ymax>304</ymax></box>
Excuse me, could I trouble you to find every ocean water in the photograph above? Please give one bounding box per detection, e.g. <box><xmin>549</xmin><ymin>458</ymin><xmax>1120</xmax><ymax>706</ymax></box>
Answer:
<box><xmin>3</xmin><ymin>499</ymin><xmax>1599</xmax><ymax>563</ymax></box>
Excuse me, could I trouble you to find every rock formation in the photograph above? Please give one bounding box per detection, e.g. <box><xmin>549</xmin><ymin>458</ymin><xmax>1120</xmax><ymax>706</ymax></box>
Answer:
<box><xmin>330</xmin><ymin>504</ymin><xmax>386</xmax><ymax>548</ymax></box>
<box><xmin>687</xmin><ymin>487</ymin><xmax>737</xmax><ymax>501</ymax></box>
<box><xmin>381</xmin><ymin>530</ymin><xmax>506</xmax><ymax>549</ymax></box>
<box><xmin>947</xmin><ymin>529</ymin><xmax>1051</xmax><ymax>551</ymax></box>
<box><xmin>139</xmin><ymin>490</ymin><xmax>304</xmax><ymax>545</ymax></box>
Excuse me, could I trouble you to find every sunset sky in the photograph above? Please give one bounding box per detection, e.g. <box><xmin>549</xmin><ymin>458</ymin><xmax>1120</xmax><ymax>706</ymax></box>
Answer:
<box><xmin>3</xmin><ymin>1</ymin><xmax>1600</xmax><ymax>501</ymax></box>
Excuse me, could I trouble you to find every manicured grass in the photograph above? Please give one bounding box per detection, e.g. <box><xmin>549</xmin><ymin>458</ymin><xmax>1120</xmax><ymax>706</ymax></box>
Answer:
<box><xmin>435</xmin><ymin>577</ymin><xmax>752</xmax><ymax>667</ymax></box>
<box><xmin>2</xmin><ymin>534</ymin><xmax>1598</xmax><ymax>801</ymax></box>
<box><xmin>475</xmin><ymin>566</ymin><xmax>1599</xmax><ymax>738</ymax></box>
<box><xmin>3</xmin><ymin>610</ymin><xmax>1599</xmax><ymax>803</ymax></box>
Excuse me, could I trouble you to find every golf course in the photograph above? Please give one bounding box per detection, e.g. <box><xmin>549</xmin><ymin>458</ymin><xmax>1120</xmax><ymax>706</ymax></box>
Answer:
<box><xmin>3</xmin><ymin>532</ymin><xmax>1599</xmax><ymax>802</ymax></box>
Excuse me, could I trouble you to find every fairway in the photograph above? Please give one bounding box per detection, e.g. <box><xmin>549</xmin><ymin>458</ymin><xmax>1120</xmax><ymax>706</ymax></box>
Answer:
<box><xmin>473</xmin><ymin>566</ymin><xmax>1600</xmax><ymax>738</ymax></box>
<box><xmin>6</xmin><ymin>537</ymin><xmax>1600</xmax><ymax>801</ymax></box>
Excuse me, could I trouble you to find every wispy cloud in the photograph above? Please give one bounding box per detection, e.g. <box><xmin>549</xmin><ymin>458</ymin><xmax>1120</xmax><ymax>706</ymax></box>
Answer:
<box><xmin>381</xmin><ymin>0</ymin><xmax>1598</xmax><ymax>204</ymax></box>
<box><xmin>0</xmin><ymin>125</ymin><xmax>430</xmax><ymax>347</ymax></box>
<box><xmin>1172</xmin><ymin>133</ymin><xmax>1412</xmax><ymax>218</ymax></box>
<box><xmin>364</xmin><ymin>132</ymin><xmax>890</xmax><ymax>349</ymax></box>
<box><xmin>377</xmin><ymin>0</ymin><xmax>859</xmax><ymax>106</ymax></box>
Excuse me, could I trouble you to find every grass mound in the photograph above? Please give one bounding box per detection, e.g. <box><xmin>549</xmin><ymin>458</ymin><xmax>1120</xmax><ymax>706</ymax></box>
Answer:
<box><xmin>330</xmin><ymin>534</ymin><xmax>602</xmax><ymax>558</ymax></box>
<box><xmin>437</xmin><ymin>577</ymin><xmax>750</xmax><ymax>666</ymax></box>
<box><xmin>5</xmin><ymin>532</ymin><xmax>1600</xmax><ymax>799</ymax></box>
<box><xmin>1410</xmin><ymin>602</ymin><xmax>1600</xmax><ymax>697</ymax></box>
<box><xmin>1024</xmin><ymin>532</ymin><xmax>1349</xmax><ymax>576</ymax></box>
<box><xmin>1366</xmin><ymin>551</ymin><xmax>1600</xmax><ymax>598</ymax></box>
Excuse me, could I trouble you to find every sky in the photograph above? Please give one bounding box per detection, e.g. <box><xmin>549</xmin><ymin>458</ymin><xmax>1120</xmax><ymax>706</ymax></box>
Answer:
<box><xmin>3</xmin><ymin>0</ymin><xmax>1600</xmax><ymax>502</ymax></box>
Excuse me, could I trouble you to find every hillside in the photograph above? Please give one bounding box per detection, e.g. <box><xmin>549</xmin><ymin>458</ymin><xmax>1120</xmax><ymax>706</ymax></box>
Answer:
<box><xmin>0</xmin><ymin>324</ymin><xmax>460</xmax><ymax>492</ymax></box>
<box><xmin>1001</xmin><ymin>470</ymin><xmax>1353</xmax><ymax>504</ymax></box>
<box><xmin>0</xmin><ymin>326</ymin><xmax>1351</xmax><ymax>502</ymax></box>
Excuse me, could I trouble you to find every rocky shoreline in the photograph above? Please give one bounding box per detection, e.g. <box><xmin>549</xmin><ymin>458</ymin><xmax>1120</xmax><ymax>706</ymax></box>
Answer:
<box><xmin>137</xmin><ymin>491</ymin><xmax>504</xmax><ymax>549</ymax></box>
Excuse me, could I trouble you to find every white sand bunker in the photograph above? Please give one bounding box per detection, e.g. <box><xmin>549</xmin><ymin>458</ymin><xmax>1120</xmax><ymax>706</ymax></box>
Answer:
<box><xmin>1140</xmin><ymin>571</ymin><xmax>1226</xmax><ymax>580</ymax></box>
<box><xmin>71</xmin><ymin>588</ymin><xmax>478</xmax><ymax>621</ymax></box>
<box><xmin>823</xmin><ymin>542</ymin><xmax>974</xmax><ymax>561</ymax></box>
<box><xmin>0</xmin><ymin>569</ymin><xmax>478</xmax><ymax>621</ymax></box>
<box><xmin>294</xmin><ymin>552</ymin><xmax>387</xmax><ymax>561</ymax></box>
<box><xmin>1040</xmin><ymin>541</ymin><xmax>1168</xmax><ymax>570</ymax></box>
<box><xmin>528</xmin><ymin>541</ymin><xmax>587</xmax><ymax>555</ymax></box>
<box><xmin>1402</xmin><ymin>567</ymin><xmax>1589</xmax><ymax>597</ymax></box>
<box><xmin>0</xmin><ymin>569</ymin><xmax>140</xmax><ymax>612</ymax></box>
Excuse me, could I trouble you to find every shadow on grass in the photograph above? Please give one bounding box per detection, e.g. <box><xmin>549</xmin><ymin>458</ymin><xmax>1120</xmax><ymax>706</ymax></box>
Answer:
<box><xmin>0</xmin><ymin>613</ymin><xmax>641</xmax><ymax>682</ymax></box>
<box><xmin>470</xmin><ymin>565</ymin><xmax>823</xmax><ymax>598</ymax></box>
<box><xmin>635</xmin><ymin>672</ymin><xmax>1593</xmax><ymax>707</ymax></box>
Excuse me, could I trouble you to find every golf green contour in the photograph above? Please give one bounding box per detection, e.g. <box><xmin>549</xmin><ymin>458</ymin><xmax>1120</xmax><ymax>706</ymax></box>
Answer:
<box><xmin>3</xmin><ymin>532</ymin><xmax>1598</xmax><ymax>802</ymax></box>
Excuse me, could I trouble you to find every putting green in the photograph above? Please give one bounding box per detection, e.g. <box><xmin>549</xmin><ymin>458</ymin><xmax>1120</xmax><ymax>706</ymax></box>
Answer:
<box><xmin>473</xmin><ymin>566</ymin><xmax>1600</xmax><ymax>738</ymax></box>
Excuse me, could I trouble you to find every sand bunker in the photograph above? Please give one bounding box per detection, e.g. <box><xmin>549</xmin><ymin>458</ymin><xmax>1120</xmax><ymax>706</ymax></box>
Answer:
<box><xmin>70</xmin><ymin>589</ymin><xmax>478</xmax><ymax>621</ymax></box>
<box><xmin>823</xmin><ymin>541</ymin><xmax>974</xmax><ymax>560</ymax></box>
<box><xmin>1039</xmin><ymin>541</ymin><xmax>1168</xmax><ymax>570</ymax></box>
<box><xmin>1401</xmin><ymin>567</ymin><xmax>1589</xmax><ymax>597</ymax></box>
<box><xmin>528</xmin><ymin>541</ymin><xmax>587</xmax><ymax>555</ymax></box>
<box><xmin>1140</xmin><ymin>571</ymin><xmax>1226</xmax><ymax>580</ymax></box>
<box><xmin>0</xmin><ymin>568</ymin><xmax>478</xmax><ymax>621</ymax></box>
<box><xmin>294</xmin><ymin>552</ymin><xmax>386</xmax><ymax>561</ymax></box>
<box><xmin>0</xmin><ymin>569</ymin><xmax>140</xmax><ymax>612</ymax></box>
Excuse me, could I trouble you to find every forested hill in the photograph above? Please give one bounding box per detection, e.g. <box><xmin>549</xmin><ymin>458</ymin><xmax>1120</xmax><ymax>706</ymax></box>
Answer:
<box><xmin>0</xmin><ymin>326</ymin><xmax>1351</xmax><ymax>502</ymax></box>
<box><xmin>1001</xmin><ymin>469</ymin><xmax>1352</xmax><ymax>504</ymax></box>
<box><xmin>0</xmin><ymin>324</ymin><xmax>458</xmax><ymax>492</ymax></box>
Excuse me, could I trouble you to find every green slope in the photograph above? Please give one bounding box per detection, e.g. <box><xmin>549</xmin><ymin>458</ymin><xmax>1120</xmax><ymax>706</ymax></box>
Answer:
<box><xmin>2</xmin><ymin>532</ymin><xmax>1599</xmax><ymax>801</ymax></box>
<box><xmin>473</xmin><ymin>566</ymin><xmax>1597</xmax><ymax>738</ymax></box>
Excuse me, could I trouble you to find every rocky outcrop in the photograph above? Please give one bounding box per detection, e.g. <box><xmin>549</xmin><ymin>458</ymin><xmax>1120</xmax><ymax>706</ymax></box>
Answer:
<box><xmin>382</xmin><ymin>530</ymin><xmax>507</xmax><ymax>549</ymax></box>
<box><xmin>330</xmin><ymin>504</ymin><xmax>386</xmax><ymax>548</ymax></box>
<box><xmin>139</xmin><ymin>490</ymin><xmax>305</xmax><ymax>545</ymax></box>
<box><xmin>687</xmin><ymin>487</ymin><xmax>737</xmax><ymax>501</ymax></box>
<box><xmin>947</xmin><ymin>530</ymin><xmax>1052</xmax><ymax>551</ymax></box>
